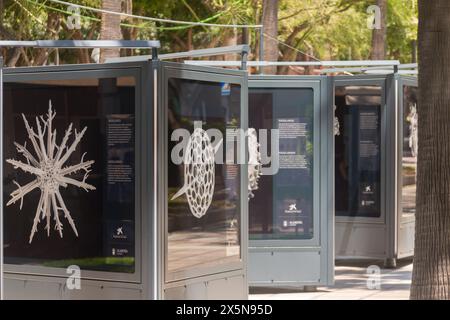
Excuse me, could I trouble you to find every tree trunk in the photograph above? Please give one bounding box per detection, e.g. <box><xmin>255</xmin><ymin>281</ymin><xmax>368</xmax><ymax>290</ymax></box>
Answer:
<box><xmin>410</xmin><ymin>0</ymin><xmax>450</xmax><ymax>300</ymax></box>
<box><xmin>278</xmin><ymin>22</ymin><xmax>309</xmax><ymax>74</ymax></box>
<box><xmin>370</xmin><ymin>0</ymin><xmax>387</xmax><ymax>60</ymax></box>
<box><xmin>412</xmin><ymin>39</ymin><xmax>417</xmax><ymax>63</ymax></box>
<box><xmin>187</xmin><ymin>28</ymin><xmax>193</xmax><ymax>51</ymax></box>
<box><xmin>121</xmin><ymin>0</ymin><xmax>136</xmax><ymax>57</ymax></box>
<box><xmin>6</xmin><ymin>48</ymin><xmax>21</xmax><ymax>67</ymax></box>
<box><xmin>71</xmin><ymin>29</ymin><xmax>91</xmax><ymax>64</ymax></box>
<box><xmin>262</xmin><ymin>0</ymin><xmax>278</xmax><ymax>74</ymax></box>
<box><xmin>0</xmin><ymin>0</ymin><xmax>3</xmax><ymax>26</ymax></box>
<box><xmin>100</xmin><ymin>0</ymin><xmax>123</xmax><ymax>63</ymax></box>
<box><xmin>33</xmin><ymin>12</ymin><xmax>60</xmax><ymax>66</ymax></box>
<box><xmin>224</xmin><ymin>29</ymin><xmax>238</xmax><ymax>61</ymax></box>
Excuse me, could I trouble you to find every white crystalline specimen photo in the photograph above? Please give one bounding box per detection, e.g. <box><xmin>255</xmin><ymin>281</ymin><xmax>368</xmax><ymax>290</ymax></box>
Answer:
<box><xmin>6</xmin><ymin>100</ymin><xmax>96</xmax><ymax>243</ymax></box>
<box><xmin>408</xmin><ymin>103</ymin><xmax>418</xmax><ymax>158</ymax></box>
<box><xmin>171</xmin><ymin>127</ymin><xmax>222</xmax><ymax>219</ymax></box>
<box><xmin>248</xmin><ymin>128</ymin><xmax>262</xmax><ymax>200</ymax></box>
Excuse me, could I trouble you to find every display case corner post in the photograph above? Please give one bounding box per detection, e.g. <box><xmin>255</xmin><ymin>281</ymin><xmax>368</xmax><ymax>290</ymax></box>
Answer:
<box><xmin>151</xmin><ymin>47</ymin><xmax>159</xmax><ymax>61</ymax></box>
<box><xmin>0</xmin><ymin>54</ymin><xmax>3</xmax><ymax>301</ymax></box>
<box><xmin>384</xmin><ymin>257</ymin><xmax>397</xmax><ymax>269</ymax></box>
<box><xmin>240</xmin><ymin>45</ymin><xmax>249</xmax><ymax>71</ymax></box>
<box><xmin>324</xmin><ymin>76</ymin><xmax>335</xmax><ymax>284</ymax></box>
<box><xmin>394</xmin><ymin>65</ymin><xmax>399</xmax><ymax>74</ymax></box>
<box><xmin>385</xmin><ymin>73</ymin><xmax>398</xmax><ymax>261</ymax></box>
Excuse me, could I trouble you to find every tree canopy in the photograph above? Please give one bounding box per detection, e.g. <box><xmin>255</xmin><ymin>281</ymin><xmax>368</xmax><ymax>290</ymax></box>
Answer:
<box><xmin>0</xmin><ymin>0</ymin><xmax>418</xmax><ymax>67</ymax></box>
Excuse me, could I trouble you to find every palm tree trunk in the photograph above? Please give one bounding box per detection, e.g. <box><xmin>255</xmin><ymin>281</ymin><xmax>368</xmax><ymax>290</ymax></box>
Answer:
<box><xmin>121</xmin><ymin>0</ymin><xmax>136</xmax><ymax>57</ymax></box>
<box><xmin>262</xmin><ymin>0</ymin><xmax>278</xmax><ymax>74</ymax></box>
<box><xmin>370</xmin><ymin>0</ymin><xmax>387</xmax><ymax>60</ymax></box>
<box><xmin>224</xmin><ymin>28</ymin><xmax>238</xmax><ymax>61</ymax></box>
<box><xmin>410</xmin><ymin>0</ymin><xmax>450</xmax><ymax>300</ymax></box>
<box><xmin>100</xmin><ymin>0</ymin><xmax>123</xmax><ymax>63</ymax></box>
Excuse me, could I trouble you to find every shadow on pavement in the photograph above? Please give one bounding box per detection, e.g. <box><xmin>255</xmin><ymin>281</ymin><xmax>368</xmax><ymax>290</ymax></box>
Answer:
<box><xmin>250</xmin><ymin>287</ymin><xmax>330</xmax><ymax>294</ymax></box>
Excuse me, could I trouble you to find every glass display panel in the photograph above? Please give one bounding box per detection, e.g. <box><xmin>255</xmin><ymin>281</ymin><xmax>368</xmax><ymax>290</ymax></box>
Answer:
<box><xmin>335</xmin><ymin>85</ymin><xmax>382</xmax><ymax>218</ymax></box>
<box><xmin>3</xmin><ymin>76</ymin><xmax>136</xmax><ymax>274</ymax></box>
<box><xmin>248</xmin><ymin>87</ymin><xmax>314</xmax><ymax>240</ymax></box>
<box><xmin>167</xmin><ymin>78</ymin><xmax>241</xmax><ymax>276</ymax></box>
<box><xmin>402</xmin><ymin>85</ymin><xmax>418</xmax><ymax>219</ymax></box>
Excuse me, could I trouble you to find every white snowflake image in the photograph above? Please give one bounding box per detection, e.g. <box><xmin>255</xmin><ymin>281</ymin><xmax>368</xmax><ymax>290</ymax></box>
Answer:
<box><xmin>171</xmin><ymin>125</ymin><xmax>222</xmax><ymax>219</ymax></box>
<box><xmin>408</xmin><ymin>103</ymin><xmax>418</xmax><ymax>158</ymax></box>
<box><xmin>6</xmin><ymin>100</ymin><xmax>95</xmax><ymax>243</ymax></box>
<box><xmin>333</xmin><ymin>105</ymin><xmax>340</xmax><ymax>136</ymax></box>
<box><xmin>248</xmin><ymin>128</ymin><xmax>262</xmax><ymax>200</ymax></box>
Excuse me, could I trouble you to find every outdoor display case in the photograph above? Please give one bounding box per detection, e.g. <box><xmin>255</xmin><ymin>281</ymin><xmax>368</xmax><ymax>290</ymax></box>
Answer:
<box><xmin>247</xmin><ymin>75</ymin><xmax>334</xmax><ymax>287</ymax></box>
<box><xmin>333</xmin><ymin>73</ymin><xmax>418</xmax><ymax>266</ymax></box>
<box><xmin>0</xmin><ymin>45</ymin><xmax>249</xmax><ymax>299</ymax></box>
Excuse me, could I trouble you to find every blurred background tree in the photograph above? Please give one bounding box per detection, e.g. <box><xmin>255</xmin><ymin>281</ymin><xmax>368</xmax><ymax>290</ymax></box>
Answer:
<box><xmin>0</xmin><ymin>0</ymin><xmax>418</xmax><ymax>73</ymax></box>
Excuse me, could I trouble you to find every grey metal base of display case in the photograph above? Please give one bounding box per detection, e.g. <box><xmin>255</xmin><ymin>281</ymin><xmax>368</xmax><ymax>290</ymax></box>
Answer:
<box><xmin>4</xmin><ymin>274</ymin><xmax>144</xmax><ymax>300</ymax></box>
<box><xmin>164</xmin><ymin>271</ymin><xmax>247</xmax><ymax>300</ymax></box>
<box><xmin>335</xmin><ymin>222</ymin><xmax>388</xmax><ymax>259</ymax></box>
<box><xmin>4</xmin><ymin>270</ymin><xmax>247</xmax><ymax>300</ymax></box>
<box><xmin>248</xmin><ymin>247</ymin><xmax>330</xmax><ymax>286</ymax></box>
<box><xmin>397</xmin><ymin>219</ymin><xmax>415</xmax><ymax>259</ymax></box>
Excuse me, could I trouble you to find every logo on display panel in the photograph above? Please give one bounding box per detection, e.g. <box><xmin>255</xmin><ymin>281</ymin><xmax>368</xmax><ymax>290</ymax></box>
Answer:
<box><xmin>284</xmin><ymin>201</ymin><xmax>302</xmax><ymax>214</ymax></box>
<box><xmin>6</xmin><ymin>100</ymin><xmax>96</xmax><ymax>243</ymax></box>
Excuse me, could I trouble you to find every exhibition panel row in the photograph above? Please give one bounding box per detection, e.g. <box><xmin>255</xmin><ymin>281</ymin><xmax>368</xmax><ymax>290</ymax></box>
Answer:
<box><xmin>0</xmin><ymin>45</ymin><xmax>418</xmax><ymax>298</ymax></box>
<box><xmin>246</xmin><ymin>73</ymin><xmax>417</xmax><ymax>286</ymax></box>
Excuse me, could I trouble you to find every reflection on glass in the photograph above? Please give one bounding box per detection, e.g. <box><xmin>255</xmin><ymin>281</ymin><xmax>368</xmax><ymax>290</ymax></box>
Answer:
<box><xmin>167</xmin><ymin>79</ymin><xmax>241</xmax><ymax>278</ymax></box>
<box><xmin>3</xmin><ymin>77</ymin><xmax>136</xmax><ymax>273</ymax></box>
<box><xmin>402</xmin><ymin>85</ymin><xmax>418</xmax><ymax>219</ymax></box>
<box><xmin>248</xmin><ymin>88</ymin><xmax>314</xmax><ymax>240</ymax></box>
<box><xmin>335</xmin><ymin>86</ymin><xmax>382</xmax><ymax>218</ymax></box>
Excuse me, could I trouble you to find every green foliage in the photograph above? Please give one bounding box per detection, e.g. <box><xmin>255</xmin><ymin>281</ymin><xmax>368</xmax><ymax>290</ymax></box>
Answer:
<box><xmin>387</xmin><ymin>0</ymin><xmax>418</xmax><ymax>62</ymax></box>
<box><xmin>0</xmin><ymin>0</ymin><xmax>418</xmax><ymax>66</ymax></box>
<box><xmin>279</xmin><ymin>0</ymin><xmax>373</xmax><ymax>61</ymax></box>
<box><xmin>278</xmin><ymin>0</ymin><xmax>417</xmax><ymax>62</ymax></box>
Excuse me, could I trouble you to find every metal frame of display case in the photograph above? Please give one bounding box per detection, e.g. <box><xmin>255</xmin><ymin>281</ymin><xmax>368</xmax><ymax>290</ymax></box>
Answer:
<box><xmin>333</xmin><ymin>74</ymin><xmax>388</xmax><ymax>260</ymax></box>
<box><xmin>333</xmin><ymin>73</ymin><xmax>417</xmax><ymax>267</ymax></box>
<box><xmin>157</xmin><ymin>61</ymin><xmax>249</xmax><ymax>299</ymax></box>
<box><xmin>3</xmin><ymin>64</ymin><xmax>146</xmax><ymax>282</ymax></box>
<box><xmin>247</xmin><ymin>75</ymin><xmax>334</xmax><ymax>287</ymax></box>
<box><xmin>0</xmin><ymin>42</ymin><xmax>249</xmax><ymax>299</ymax></box>
<box><xmin>0</xmin><ymin>56</ymin><xmax>3</xmax><ymax>300</ymax></box>
<box><xmin>185</xmin><ymin>60</ymin><xmax>401</xmax><ymax>68</ymax></box>
<box><xmin>394</xmin><ymin>75</ymin><xmax>418</xmax><ymax>261</ymax></box>
<box><xmin>109</xmin><ymin>46</ymin><xmax>249</xmax><ymax>298</ymax></box>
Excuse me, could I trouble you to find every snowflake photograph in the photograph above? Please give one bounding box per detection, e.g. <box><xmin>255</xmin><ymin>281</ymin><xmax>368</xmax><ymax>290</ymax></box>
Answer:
<box><xmin>6</xmin><ymin>100</ymin><xmax>96</xmax><ymax>243</ymax></box>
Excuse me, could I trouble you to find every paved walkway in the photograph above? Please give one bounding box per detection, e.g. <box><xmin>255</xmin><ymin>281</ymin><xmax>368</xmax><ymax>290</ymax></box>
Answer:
<box><xmin>249</xmin><ymin>260</ymin><xmax>413</xmax><ymax>300</ymax></box>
